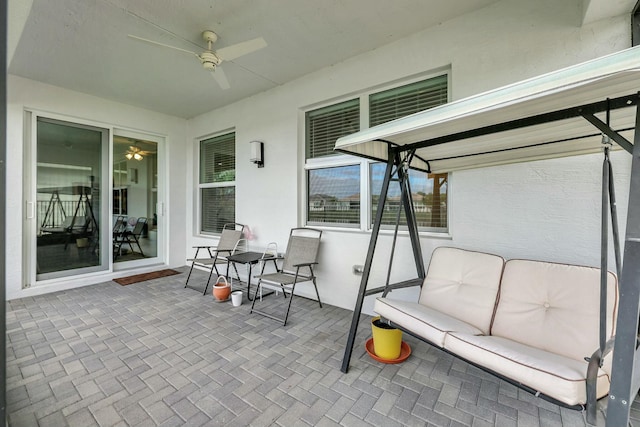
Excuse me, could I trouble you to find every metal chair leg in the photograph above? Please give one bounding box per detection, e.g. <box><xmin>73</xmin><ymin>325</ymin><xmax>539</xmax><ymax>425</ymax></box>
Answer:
<box><xmin>250</xmin><ymin>279</ymin><xmax>262</xmax><ymax>313</ymax></box>
<box><xmin>184</xmin><ymin>248</ymin><xmax>201</xmax><ymax>288</ymax></box>
<box><xmin>133</xmin><ymin>236</ymin><xmax>144</xmax><ymax>256</ymax></box>
<box><xmin>203</xmin><ymin>268</ymin><xmax>217</xmax><ymax>296</ymax></box>
<box><xmin>283</xmin><ymin>284</ymin><xmax>296</xmax><ymax>326</ymax></box>
<box><xmin>312</xmin><ymin>278</ymin><xmax>322</xmax><ymax>308</ymax></box>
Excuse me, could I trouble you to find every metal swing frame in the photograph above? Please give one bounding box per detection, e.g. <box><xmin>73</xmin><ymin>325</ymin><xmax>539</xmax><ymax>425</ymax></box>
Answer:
<box><xmin>340</xmin><ymin>93</ymin><xmax>640</xmax><ymax>426</ymax></box>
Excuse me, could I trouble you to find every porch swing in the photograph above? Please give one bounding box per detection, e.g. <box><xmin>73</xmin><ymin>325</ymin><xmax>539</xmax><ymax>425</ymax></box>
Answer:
<box><xmin>335</xmin><ymin>46</ymin><xmax>640</xmax><ymax>427</ymax></box>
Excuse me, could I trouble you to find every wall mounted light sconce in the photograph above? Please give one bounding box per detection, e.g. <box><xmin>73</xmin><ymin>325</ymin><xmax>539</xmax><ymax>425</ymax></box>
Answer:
<box><xmin>250</xmin><ymin>140</ymin><xmax>264</xmax><ymax>168</ymax></box>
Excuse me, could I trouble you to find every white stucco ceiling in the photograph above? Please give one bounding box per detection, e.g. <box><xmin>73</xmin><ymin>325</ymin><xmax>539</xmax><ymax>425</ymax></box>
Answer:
<box><xmin>8</xmin><ymin>0</ymin><xmax>505</xmax><ymax>118</ymax></box>
<box><xmin>8</xmin><ymin>0</ymin><xmax>637</xmax><ymax>119</ymax></box>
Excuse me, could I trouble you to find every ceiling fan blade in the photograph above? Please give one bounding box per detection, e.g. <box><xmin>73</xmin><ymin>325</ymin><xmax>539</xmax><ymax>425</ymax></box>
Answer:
<box><xmin>211</xmin><ymin>67</ymin><xmax>231</xmax><ymax>90</ymax></box>
<box><xmin>128</xmin><ymin>35</ymin><xmax>200</xmax><ymax>58</ymax></box>
<box><xmin>216</xmin><ymin>37</ymin><xmax>267</xmax><ymax>61</ymax></box>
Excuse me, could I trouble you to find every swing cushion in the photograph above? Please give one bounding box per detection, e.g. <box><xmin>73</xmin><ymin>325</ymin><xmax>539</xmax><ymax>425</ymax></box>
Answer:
<box><xmin>374</xmin><ymin>298</ymin><xmax>484</xmax><ymax>347</ymax></box>
<box><xmin>444</xmin><ymin>332</ymin><xmax>612</xmax><ymax>406</ymax></box>
<box><xmin>444</xmin><ymin>259</ymin><xmax>618</xmax><ymax>406</ymax></box>
<box><xmin>373</xmin><ymin>249</ymin><xmax>619</xmax><ymax>407</ymax></box>
<box><xmin>490</xmin><ymin>260</ymin><xmax>618</xmax><ymax>363</ymax></box>
<box><xmin>418</xmin><ymin>247</ymin><xmax>505</xmax><ymax>335</ymax></box>
<box><xmin>373</xmin><ymin>247</ymin><xmax>504</xmax><ymax>347</ymax></box>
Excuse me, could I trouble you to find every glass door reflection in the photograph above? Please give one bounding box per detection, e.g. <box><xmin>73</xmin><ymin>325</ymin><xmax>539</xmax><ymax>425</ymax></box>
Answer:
<box><xmin>36</xmin><ymin>118</ymin><xmax>107</xmax><ymax>280</ymax></box>
<box><xmin>113</xmin><ymin>135</ymin><xmax>158</xmax><ymax>263</ymax></box>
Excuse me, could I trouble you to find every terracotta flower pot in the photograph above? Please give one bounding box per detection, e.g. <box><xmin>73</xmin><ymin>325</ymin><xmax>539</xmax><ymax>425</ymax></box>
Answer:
<box><xmin>213</xmin><ymin>276</ymin><xmax>231</xmax><ymax>301</ymax></box>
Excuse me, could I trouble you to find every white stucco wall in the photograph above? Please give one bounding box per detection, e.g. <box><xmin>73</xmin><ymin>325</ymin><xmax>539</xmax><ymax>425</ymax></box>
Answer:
<box><xmin>6</xmin><ymin>75</ymin><xmax>188</xmax><ymax>300</ymax></box>
<box><xmin>186</xmin><ymin>0</ymin><xmax>632</xmax><ymax>314</ymax></box>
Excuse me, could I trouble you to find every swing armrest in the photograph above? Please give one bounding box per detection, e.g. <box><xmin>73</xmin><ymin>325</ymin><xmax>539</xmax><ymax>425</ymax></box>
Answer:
<box><xmin>585</xmin><ymin>337</ymin><xmax>616</xmax><ymax>425</ymax></box>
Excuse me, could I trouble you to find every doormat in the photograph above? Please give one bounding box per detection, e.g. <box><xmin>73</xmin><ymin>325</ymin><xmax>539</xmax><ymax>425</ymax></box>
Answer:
<box><xmin>114</xmin><ymin>269</ymin><xmax>181</xmax><ymax>286</ymax></box>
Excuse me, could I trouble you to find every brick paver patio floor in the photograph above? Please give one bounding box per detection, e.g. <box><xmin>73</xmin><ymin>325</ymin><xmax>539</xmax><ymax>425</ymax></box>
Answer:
<box><xmin>6</xmin><ymin>268</ymin><xmax>640</xmax><ymax>426</ymax></box>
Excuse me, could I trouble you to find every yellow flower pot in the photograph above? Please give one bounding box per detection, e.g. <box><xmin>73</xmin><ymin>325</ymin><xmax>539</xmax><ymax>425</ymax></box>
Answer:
<box><xmin>371</xmin><ymin>316</ymin><xmax>402</xmax><ymax>360</ymax></box>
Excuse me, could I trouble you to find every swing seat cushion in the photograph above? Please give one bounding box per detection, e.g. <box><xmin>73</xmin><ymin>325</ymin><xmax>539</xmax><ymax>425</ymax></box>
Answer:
<box><xmin>444</xmin><ymin>332</ymin><xmax>612</xmax><ymax>406</ymax></box>
<box><xmin>374</xmin><ymin>299</ymin><xmax>483</xmax><ymax>347</ymax></box>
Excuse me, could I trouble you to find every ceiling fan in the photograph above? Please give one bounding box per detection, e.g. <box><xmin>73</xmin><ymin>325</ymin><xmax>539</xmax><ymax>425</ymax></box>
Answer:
<box><xmin>125</xmin><ymin>145</ymin><xmax>155</xmax><ymax>161</ymax></box>
<box><xmin>128</xmin><ymin>30</ymin><xmax>267</xmax><ymax>90</ymax></box>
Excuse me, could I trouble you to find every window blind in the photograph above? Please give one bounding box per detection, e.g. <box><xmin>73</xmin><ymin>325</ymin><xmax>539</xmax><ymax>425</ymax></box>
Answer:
<box><xmin>369</xmin><ymin>75</ymin><xmax>448</xmax><ymax>127</ymax></box>
<box><xmin>306</xmin><ymin>99</ymin><xmax>360</xmax><ymax>159</ymax></box>
<box><xmin>200</xmin><ymin>132</ymin><xmax>235</xmax><ymax>184</ymax></box>
<box><xmin>201</xmin><ymin>187</ymin><xmax>236</xmax><ymax>233</ymax></box>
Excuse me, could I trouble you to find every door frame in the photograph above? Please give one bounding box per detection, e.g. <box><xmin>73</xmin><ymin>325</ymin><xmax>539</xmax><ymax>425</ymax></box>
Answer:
<box><xmin>24</xmin><ymin>110</ymin><xmax>111</xmax><ymax>286</ymax></box>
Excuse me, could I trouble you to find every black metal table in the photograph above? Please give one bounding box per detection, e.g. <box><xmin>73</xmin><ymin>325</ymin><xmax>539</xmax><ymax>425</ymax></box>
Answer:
<box><xmin>225</xmin><ymin>251</ymin><xmax>278</xmax><ymax>301</ymax></box>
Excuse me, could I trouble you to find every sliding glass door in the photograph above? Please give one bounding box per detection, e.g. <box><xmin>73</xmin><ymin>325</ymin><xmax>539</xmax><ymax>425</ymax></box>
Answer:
<box><xmin>25</xmin><ymin>115</ymin><xmax>164</xmax><ymax>285</ymax></box>
<box><xmin>34</xmin><ymin>117</ymin><xmax>109</xmax><ymax>281</ymax></box>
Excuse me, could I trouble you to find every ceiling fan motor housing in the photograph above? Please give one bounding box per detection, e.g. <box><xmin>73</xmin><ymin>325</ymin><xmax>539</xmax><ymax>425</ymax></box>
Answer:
<box><xmin>200</xmin><ymin>51</ymin><xmax>221</xmax><ymax>70</ymax></box>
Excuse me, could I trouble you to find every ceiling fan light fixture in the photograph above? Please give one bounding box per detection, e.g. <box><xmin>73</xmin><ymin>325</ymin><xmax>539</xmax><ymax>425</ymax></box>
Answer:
<box><xmin>125</xmin><ymin>153</ymin><xmax>133</xmax><ymax>160</ymax></box>
<box><xmin>133</xmin><ymin>153</ymin><xmax>143</xmax><ymax>161</ymax></box>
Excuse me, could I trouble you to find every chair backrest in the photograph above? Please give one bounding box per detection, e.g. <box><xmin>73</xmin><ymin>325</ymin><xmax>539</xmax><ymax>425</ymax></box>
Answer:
<box><xmin>216</xmin><ymin>223</ymin><xmax>245</xmax><ymax>252</ymax></box>
<box><xmin>113</xmin><ymin>216</ymin><xmax>125</xmax><ymax>233</ymax></box>
<box><xmin>131</xmin><ymin>217</ymin><xmax>147</xmax><ymax>236</ymax></box>
<box><xmin>282</xmin><ymin>228</ymin><xmax>322</xmax><ymax>275</ymax></box>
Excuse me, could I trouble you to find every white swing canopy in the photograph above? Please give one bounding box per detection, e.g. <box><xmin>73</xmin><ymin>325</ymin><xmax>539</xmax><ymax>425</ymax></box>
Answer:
<box><xmin>334</xmin><ymin>46</ymin><xmax>640</xmax><ymax>173</ymax></box>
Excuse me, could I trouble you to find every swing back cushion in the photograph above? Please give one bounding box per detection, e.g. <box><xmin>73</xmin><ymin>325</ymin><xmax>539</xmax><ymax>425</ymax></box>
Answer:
<box><xmin>418</xmin><ymin>247</ymin><xmax>505</xmax><ymax>335</ymax></box>
<box><xmin>491</xmin><ymin>260</ymin><xmax>618</xmax><ymax>363</ymax></box>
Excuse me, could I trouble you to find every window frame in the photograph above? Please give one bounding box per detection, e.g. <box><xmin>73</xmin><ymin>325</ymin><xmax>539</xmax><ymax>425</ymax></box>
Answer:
<box><xmin>197</xmin><ymin>130</ymin><xmax>236</xmax><ymax>236</ymax></box>
<box><xmin>303</xmin><ymin>71</ymin><xmax>451</xmax><ymax>234</ymax></box>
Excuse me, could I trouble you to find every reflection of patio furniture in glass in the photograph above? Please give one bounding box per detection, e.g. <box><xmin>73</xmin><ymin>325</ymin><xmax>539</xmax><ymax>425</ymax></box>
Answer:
<box><xmin>38</xmin><ymin>186</ymin><xmax>98</xmax><ymax>249</ymax></box>
<box><xmin>185</xmin><ymin>223</ymin><xmax>245</xmax><ymax>295</ymax></box>
<box><xmin>251</xmin><ymin>228</ymin><xmax>323</xmax><ymax>326</ymax></box>
<box><xmin>112</xmin><ymin>216</ymin><xmax>126</xmax><ymax>236</ymax></box>
<box><xmin>112</xmin><ymin>216</ymin><xmax>126</xmax><ymax>259</ymax></box>
<box><xmin>113</xmin><ymin>217</ymin><xmax>147</xmax><ymax>260</ymax></box>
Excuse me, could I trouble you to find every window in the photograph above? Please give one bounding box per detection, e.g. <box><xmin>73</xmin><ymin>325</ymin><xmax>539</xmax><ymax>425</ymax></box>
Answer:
<box><xmin>305</xmin><ymin>73</ymin><xmax>449</xmax><ymax>231</ymax></box>
<box><xmin>370</xmin><ymin>164</ymin><xmax>448</xmax><ymax>231</ymax></box>
<box><xmin>199</xmin><ymin>132</ymin><xmax>235</xmax><ymax>233</ymax></box>
<box><xmin>308</xmin><ymin>165</ymin><xmax>361</xmax><ymax>227</ymax></box>
<box><xmin>369</xmin><ymin>75</ymin><xmax>448</xmax><ymax>127</ymax></box>
<box><xmin>306</xmin><ymin>98</ymin><xmax>360</xmax><ymax>159</ymax></box>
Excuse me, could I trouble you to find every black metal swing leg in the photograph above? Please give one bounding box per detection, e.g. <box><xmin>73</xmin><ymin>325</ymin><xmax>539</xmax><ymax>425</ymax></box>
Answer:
<box><xmin>340</xmin><ymin>148</ymin><xmax>425</xmax><ymax>373</ymax></box>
